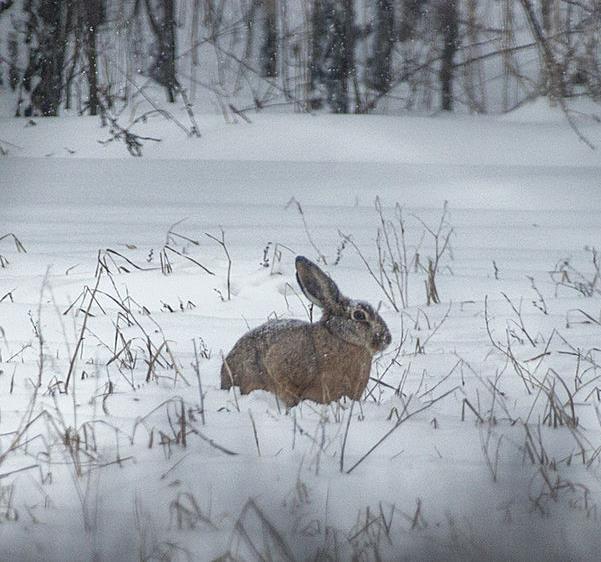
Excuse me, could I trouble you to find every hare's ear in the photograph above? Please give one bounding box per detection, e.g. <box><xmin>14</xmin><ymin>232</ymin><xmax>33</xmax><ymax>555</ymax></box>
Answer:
<box><xmin>295</xmin><ymin>256</ymin><xmax>342</xmax><ymax>309</ymax></box>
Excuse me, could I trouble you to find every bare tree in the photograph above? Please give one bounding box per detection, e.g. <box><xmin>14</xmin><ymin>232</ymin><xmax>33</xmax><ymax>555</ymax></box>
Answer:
<box><xmin>82</xmin><ymin>0</ymin><xmax>104</xmax><ymax>116</ymax></box>
<box><xmin>309</xmin><ymin>0</ymin><xmax>327</xmax><ymax>108</ymax></box>
<box><xmin>260</xmin><ymin>0</ymin><xmax>277</xmax><ymax>78</ymax></box>
<box><xmin>519</xmin><ymin>0</ymin><xmax>565</xmax><ymax>102</ymax></box>
<box><xmin>144</xmin><ymin>0</ymin><xmax>178</xmax><ymax>102</ymax></box>
<box><xmin>23</xmin><ymin>0</ymin><xmax>72</xmax><ymax>116</ymax></box>
<box><xmin>437</xmin><ymin>0</ymin><xmax>459</xmax><ymax>111</ymax></box>
<box><xmin>398</xmin><ymin>0</ymin><xmax>426</xmax><ymax>42</ymax></box>
<box><xmin>3</xmin><ymin>0</ymin><xmax>601</xmax><ymax>121</ymax></box>
<box><xmin>311</xmin><ymin>0</ymin><xmax>356</xmax><ymax>113</ymax></box>
<box><xmin>7</xmin><ymin>32</ymin><xmax>19</xmax><ymax>91</ymax></box>
<box><xmin>369</xmin><ymin>0</ymin><xmax>395</xmax><ymax>94</ymax></box>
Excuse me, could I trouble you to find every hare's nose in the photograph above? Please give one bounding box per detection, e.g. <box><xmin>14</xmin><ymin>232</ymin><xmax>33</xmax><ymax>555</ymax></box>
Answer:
<box><xmin>384</xmin><ymin>331</ymin><xmax>392</xmax><ymax>346</ymax></box>
<box><xmin>374</xmin><ymin>329</ymin><xmax>391</xmax><ymax>350</ymax></box>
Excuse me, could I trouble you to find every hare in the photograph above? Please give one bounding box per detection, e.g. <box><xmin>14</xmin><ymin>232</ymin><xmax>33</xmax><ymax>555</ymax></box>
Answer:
<box><xmin>221</xmin><ymin>256</ymin><xmax>391</xmax><ymax>406</ymax></box>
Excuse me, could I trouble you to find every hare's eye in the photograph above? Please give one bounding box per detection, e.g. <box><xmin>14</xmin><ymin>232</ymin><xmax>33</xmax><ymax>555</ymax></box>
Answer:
<box><xmin>352</xmin><ymin>309</ymin><xmax>367</xmax><ymax>322</ymax></box>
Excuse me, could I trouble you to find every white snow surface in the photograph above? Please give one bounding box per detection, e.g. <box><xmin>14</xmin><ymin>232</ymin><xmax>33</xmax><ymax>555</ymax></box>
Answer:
<box><xmin>1</xmin><ymin>105</ymin><xmax>601</xmax><ymax>561</ymax></box>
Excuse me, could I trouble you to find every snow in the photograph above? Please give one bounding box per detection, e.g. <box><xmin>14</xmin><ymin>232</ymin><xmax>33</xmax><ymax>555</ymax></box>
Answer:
<box><xmin>1</xmin><ymin>106</ymin><xmax>601</xmax><ymax>560</ymax></box>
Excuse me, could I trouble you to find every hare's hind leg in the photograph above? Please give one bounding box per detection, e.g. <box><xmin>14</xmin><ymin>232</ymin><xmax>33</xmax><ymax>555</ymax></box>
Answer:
<box><xmin>221</xmin><ymin>340</ymin><xmax>275</xmax><ymax>395</ymax></box>
<box><xmin>220</xmin><ymin>356</ymin><xmax>236</xmax><ymax>390</ymax></box>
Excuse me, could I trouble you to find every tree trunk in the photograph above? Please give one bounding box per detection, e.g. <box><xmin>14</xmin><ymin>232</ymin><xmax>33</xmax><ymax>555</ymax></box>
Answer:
<box><xmin>260</xmin><ymin>0</ymin><xmax>277</xmax><ymax>78</ymax></box>
<box><xmin>309</xmin><ymin>0</ymin><xmax>327</xmax><ymax>107</ymax></box>
<box><xmin>8</xmin><ymin>31</ymin><xmax>19</xmax><ymax>91</ymax></box>
<box><xmin>541</xmin><ymin>0</ymin><xmax>553</xmax><ymax>36</ymax></box>
<box><xmin>63</xmin><ymin>5</ymin><xmax>79</xmax><ymax>112</ymax></box>
<box><xmin>145</xmin><ymin>0</ymin><xmax>178</xmax><ymax>103</ymax></box>
<box><xmin>309</xmin><ymin>0</ymin><xmax>355</xmax><ymax>113</ymax></box>
<box><xmin>30</xmin><ymin>0</ymin><xmax>71</xmax><ymax>116</ymax></box>
<box><xmin>519</xmin><ymin>0</ymin><xmax>564</xmax><ymax>102</ymax></box>
<box><xmin>164</xmin><ymin>0</ymin><xmax>177</xmax><ymax>102</ymax></box>
<box><xmin>83</xmin><ymin>0</ymin><xmax>103</xmax><ymax>116</ymax></box>
<box><xmin>398</xmin><ymin>0</ymin><xmax>424</xmax><ymax>42</ymax></box>
<box><xmin>324</xmin><ymin>0</ymin><xmax>355</xmax><ymax>113</ymax></box>
<box><xmin>340</xmin><ymin>0</ymin><xmax>355</xmax><ymax>113</ymax></box>
<box><xmin>190</xmin><ymin>0</ymin><xmax>200</xmax><ymax>100</ymax></box>
<box><xmin>370</xmin><ymin>0</ymin><xmax>394</xmax><ymax>94</ymax></box>
<box><xmin>438</xmin><ymin>0</ymin><xmax>459</xmax><ymax>112</ymax></box>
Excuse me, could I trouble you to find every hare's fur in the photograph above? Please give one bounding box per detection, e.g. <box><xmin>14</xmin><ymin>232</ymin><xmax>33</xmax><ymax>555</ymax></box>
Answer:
<box><xmin>221</xmin><ymin>256</ymin><xmax>391</xmax><ymax>406</ymax></box>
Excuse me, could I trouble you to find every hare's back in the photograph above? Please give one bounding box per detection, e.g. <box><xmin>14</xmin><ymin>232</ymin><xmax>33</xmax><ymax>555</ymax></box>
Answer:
<box><xmin>221</xmin><ymin>319</ymin><xmax>373</xmax><ymax>404</ymax></box>
<box><xmin>221</xmin><ymin>319</ymin><xmax>306</xmax><ymax>392</ymax></box>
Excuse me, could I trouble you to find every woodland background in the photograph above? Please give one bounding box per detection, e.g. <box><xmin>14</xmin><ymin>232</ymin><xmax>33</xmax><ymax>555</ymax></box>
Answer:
<box><xmin>0</xmin><ymin>0</ymin><xmax>600</xmax><ymax>120</ymax></box>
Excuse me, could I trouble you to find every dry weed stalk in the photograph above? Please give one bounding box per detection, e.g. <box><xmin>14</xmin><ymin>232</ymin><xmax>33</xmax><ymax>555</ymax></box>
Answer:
<box><xmin>286</xmin><ymin>197</ymin><xmax>328</xmax><ymax>265</ymax></box>
<box><xmin>95</xmin><ymin>248</ymin><xmax>156</xmax><ymax>275</ymax></box>
<box><xmin>484</xmin><ymin>296</ymin><xmax>537</xmax><ymax>394</ymax></box>
<box><xmin>64</xmin><ymin>272</ymin><xmax>102</xmax><ymax>393</ymax></box>
<box><xmin>169</xmin><ymin>492</ymin><xmax>217</xmax><ymax>531</ymax></box>
<box><xmin>345</xmin><ymin>503</ymin><xmax>396</xmax><ymax>557</ymax></box>
<box><xmin>342</xmin><ymin>199</ymin><xmax>453</xmax><ymax>310</ymax></box>
<box><xmin>339</xmin><ymin>400</ymin><xmax>356</xmax><ymax>472</ymax></box>
<box><xmin>411</xmin><ymin>201</ymin><xmax>453</xmax><ymax>305</ymax></box>
<box><xmin>0</xmin><ymin>233</ymin><xmax>27</xmax><ymax>269</ymax></box>
<box><xmin>528</xmin><ymin>275</ymin><xmax>549</xmax><ymax>315</ymax></box>
<box><xmin>157</xmin><ymin>220</ymin><xmax>215</xmax><ymax>276</ymax></box>
<box><xmin>347</xmin><ymin>386</ymin><xmax>457</xmax><ymax>474</ymax></box>
<box><xmin>366</xmin><ymin>325</ymin><xmax>408</xmax><ymax>402</ymax></box>
<box><xmin>224</xmin><ymin>498</ymin><xmax>297</xmax><ymax>562</ymax></box>
<box><xmin>551</xmin><ymin>247</ymin><xmax>601</xmax><ymax>297</ymax></box>
<box><xmin>0</xmin><ymin>290</ymin><xmax>14</xmax><ymax>303</ymax></box>
<box><xmin>191</xmin><ymin>338</ymin><xmax>208</xmax><ymax>425</ymax></box>
<box><xmin>132</xmin><ymin>397</ymin><xmax>189</xmax><ymax>458</ymax></box>
<box><xmin>98</xmin><ymin>103</ymin><xmax>162</xmax><ymax>157</ymax></box>
<box><xmin>0</xmin><ymin>273</ymin><xmax>48</xmax><ymax>474</ymax></box>
<box><xmin>501</xmin><ymin>292</ymin><xmax>537</xmax><ymax>347</ymax></box>
<box><xmin>268</xmin><ymin>242</ymin><xmax>295</xmax><ymax>276</ymax></box>
<box><xmin>0</xmin><ymin>233</ymin><xmax>27</xmax><ymax>253</ymax></box>
<box><xmin>205</xmin><ymin>228</ymin><xmax>232</xmax><ymax>300</ymax></box>
<box><xmin>64</xmin><ymin>260</ymin><xmax>186</xmax><ymax>390</ymax></box>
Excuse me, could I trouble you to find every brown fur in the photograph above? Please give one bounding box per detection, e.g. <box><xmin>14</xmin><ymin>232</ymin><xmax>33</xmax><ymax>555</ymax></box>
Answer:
<box><xmin>221</xmin><ymin>320</ymin><xmax>372</xmax><ymax>406</ymax></box>
<box><xmin>220</xmin><ymin>256</ymin><xmax>391</xmax><ymax>406</ymax></box>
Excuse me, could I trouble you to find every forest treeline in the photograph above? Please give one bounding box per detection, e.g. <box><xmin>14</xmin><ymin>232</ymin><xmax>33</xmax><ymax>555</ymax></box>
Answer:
<box><xmin>0</xmin><ymin>0</ymin><xmax>599</xmax><ymax>118</ymax></box>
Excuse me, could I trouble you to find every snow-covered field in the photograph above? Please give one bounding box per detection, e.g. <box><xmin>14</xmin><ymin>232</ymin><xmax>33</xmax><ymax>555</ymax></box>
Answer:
<box><xmin>2</xmin><ymin>104</ymin><xmax>601</xmax><ymax>561</ymax></box>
